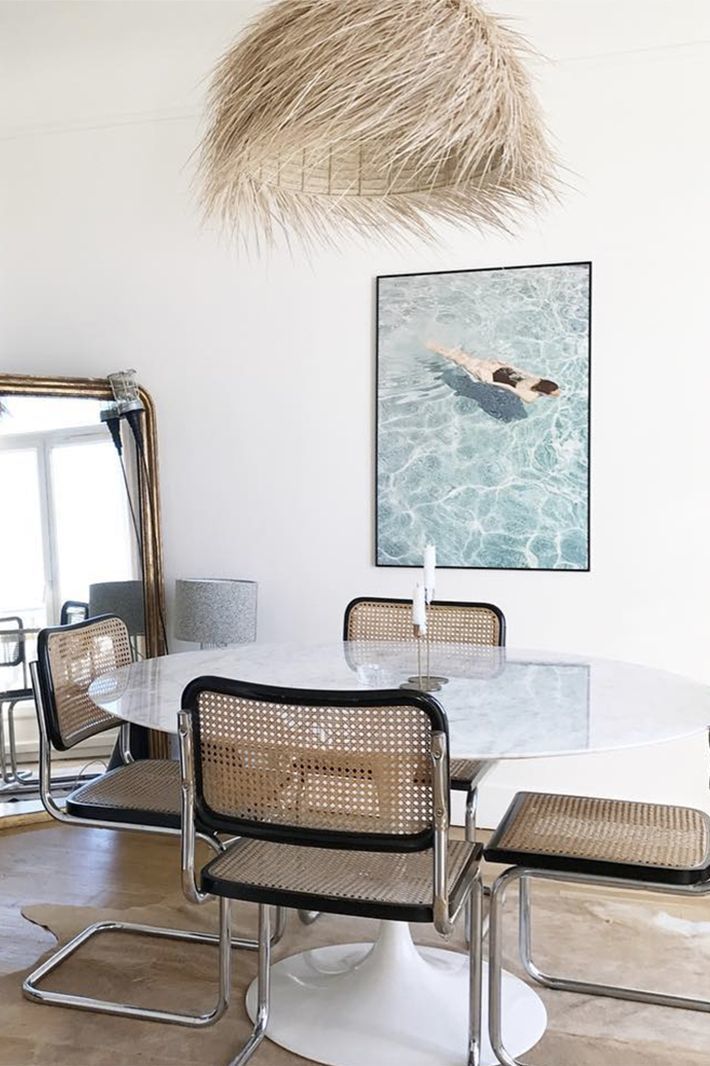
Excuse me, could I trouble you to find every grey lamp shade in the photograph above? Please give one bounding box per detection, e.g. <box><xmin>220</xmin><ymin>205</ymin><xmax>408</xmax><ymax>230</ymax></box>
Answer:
<box><xmin>174</xmin><ymin>579</ymin><xmax>257</xmax><ymax>646</ymax></box>
<box><xmin>88</xmin><ymin>580</ymin><xmax>145</xmax><ymax>637</ymax></box>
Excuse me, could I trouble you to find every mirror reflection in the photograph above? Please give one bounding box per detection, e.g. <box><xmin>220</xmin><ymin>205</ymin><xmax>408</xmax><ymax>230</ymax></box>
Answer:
<box><xmin>0</xmin><ymin>393</ymin><xmax>145</xmax><ymax>792</ymax></box>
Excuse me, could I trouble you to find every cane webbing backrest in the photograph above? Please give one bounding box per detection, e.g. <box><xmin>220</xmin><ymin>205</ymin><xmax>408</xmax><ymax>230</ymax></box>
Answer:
<box><xmin>344</xmin><ymin>598</ymin><xmax>504</xmax><ymax>646</ymax></box>
<box><xmin>39</xmin><ymin>616</ymin><xmax>130</xmax><ymax>751</ymax></box>
<box><xmin>0</xmin><ymin>616</ymin><xmax>24</xmax><ymax>668</ymax></box>
<box><xmin>187</xmin><ymin>682</ymin><xmax>446</xmax><ymax>849</ymax></box>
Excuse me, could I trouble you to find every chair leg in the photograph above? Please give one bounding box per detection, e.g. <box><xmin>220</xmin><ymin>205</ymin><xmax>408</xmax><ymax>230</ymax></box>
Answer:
<box><xmin>465</xmin><ymin>885</ymin><xmax>491</xmax><ymax>947</ymax></box>
<box><xmin>23</xmin><ymin>895</ymin><xmax>232</xmax><ymax>1026</ymax></box>
<box><xmin>465</xmin><ymin>785</ymin><xmax>478</xmax><ymax>843</ymax></box>
<box><xmin>272</xmin><ymin>905</ymin><xmax>287</xmax><ymax>943</ymax></box>
<box><xmin>7</xmin><ymin>701</ymin><xmax>32</xmax><ymax>782</ymax></box>
<box><xmin>467</xmin><ymin>875</ymin><xmax>483</xmax><ymax>1066</ymax></box>
<box><xmin>518</xmin><ymin>870</ymin><xmax>710</xmax><ymax>1013</ymax></box>
<box><xmin>0</xmin><ymin>705</ymin><xmax>10</xmax><ymax>784</ymax></box>
<box><xmin>489</xmin><ymin>868</ymin><xmax>527</xmax><ymax>1066</ymax></box>
<box><xmin>228</xmin><ymin>904</ymin><xmax>271</xmax><ymax>1066</ymax></box>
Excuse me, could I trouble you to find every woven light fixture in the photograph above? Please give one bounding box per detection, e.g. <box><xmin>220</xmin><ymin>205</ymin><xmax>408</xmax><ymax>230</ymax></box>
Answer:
<box><xmin>199</xmin><ymin>0</ymin><xmax>555</xmax><ymax>248</ymax></box>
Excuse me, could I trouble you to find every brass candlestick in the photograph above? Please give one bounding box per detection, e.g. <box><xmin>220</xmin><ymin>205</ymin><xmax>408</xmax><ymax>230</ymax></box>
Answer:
<box><xmin>422</xmin><ymin>605</ymin><xmax>448</xmax><ymax>688</ymax></box>
<box><xmin>400</xmin><ymin>610</ymin><xmax>448</xmax><ymax>692</ymax></box>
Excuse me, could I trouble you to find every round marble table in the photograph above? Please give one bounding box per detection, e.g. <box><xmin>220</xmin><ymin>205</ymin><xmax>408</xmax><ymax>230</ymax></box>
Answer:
<box><xmin>89</xmin><ymin>642</ymin><xmax>710</xmax><ymax>1066</ymax></box>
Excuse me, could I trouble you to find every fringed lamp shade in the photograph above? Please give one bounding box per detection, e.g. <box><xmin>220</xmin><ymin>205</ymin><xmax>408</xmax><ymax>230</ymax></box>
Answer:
<box><xmin>199</xmin><ymin>0</ymin><xmax>555</xmax><ymax>247</ymax></box>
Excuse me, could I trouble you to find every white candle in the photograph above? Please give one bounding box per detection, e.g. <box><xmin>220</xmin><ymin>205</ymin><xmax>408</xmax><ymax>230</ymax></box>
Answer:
<box><xmin>412</xmin><ymin>583</ymin><xmax>427</xmax><ymax>632</ymax></box>
<box><xmin>423</xmin><ymin>544</ymin><xmax>437</xmax><ymax>604</ymax></box>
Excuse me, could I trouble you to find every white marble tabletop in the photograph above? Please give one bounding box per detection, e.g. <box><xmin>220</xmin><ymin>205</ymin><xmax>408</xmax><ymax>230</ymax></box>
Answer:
<box><xmin>87</xmin><ymin>641</ymin><xmax>710</xmax><ymax>760</ymax></box>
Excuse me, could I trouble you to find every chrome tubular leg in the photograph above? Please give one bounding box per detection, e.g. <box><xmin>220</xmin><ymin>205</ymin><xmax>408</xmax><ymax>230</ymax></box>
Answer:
<box><xmin>272</xmin><ymin>906</ymin><xmax>286</xmax><ymax>944</ymax></box>
<box><xmin>229</xmin><ymin>904</ymin><xmax>271</xmax><ymax>1066</ymax></box>
<box><xmin>465</xmin><ymin>890</ymin><xmax>489</xmax><ymax>948</ymax></box>
<box><xmin>518</xmin><ymin>872</ymin><xmax>710</xmax><ymax>1013</ymax></box>
<box><xmin>298</xmin><ymin>910</ymin><xmax>320</xmax><ymax>925</ymax></box>
<box><xmin>23</xmin><ymin>919</ymin><xmax>231</xmax><ymax>1026</ymax></box>
<box><xmin>218</xmin><ymin>895</ymin><xmax>232</xmax><ymax>1016</ymax></box>
<box><xmin>518</xmin><ymin>874</ymin><xmax>534</xmax><ymax>979</ymax></box>
<box><xmin>465</xmin><ymin>785</ymin><xmax>479</xmax><ymax>843</ymax></box>
<box><xmin>0</xmin><ymin>707</ymin><xmax>10</xmax><ymax>784</ymax></box>
<box><xmin>467</xmin><ymin>876</ymin><xmax>483</xmax><ymax>1066</ymax></box>
<box><xmin>489</xmin><ymin>868</ymin><xmax>526</xmax><ymax>1066</ymax></box>
<box><xmin>7</xmin><ymin>702</ymin><xmax>31</xmax><ymax>782</ymax></box>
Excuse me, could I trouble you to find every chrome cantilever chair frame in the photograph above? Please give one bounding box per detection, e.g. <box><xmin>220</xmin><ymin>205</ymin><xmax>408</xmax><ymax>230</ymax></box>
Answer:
<box><xmin>178</xmin><ymin>681</ymin><xmax>484</xmax><ymax>1066</ymax></box>
<box><xmin>23</xmin><ymin>656</ymin><xmax>285</xmax><ymax>1026</ymax></box>
<box><xmin>0</xmin><ymin>616</ymin><xmax>35</xmax><ymax>790</ymax></box>
<box><xmin>488</xmin><ymin>863</ymin><xmax>710</xmax><ymax>1065</ymax></box>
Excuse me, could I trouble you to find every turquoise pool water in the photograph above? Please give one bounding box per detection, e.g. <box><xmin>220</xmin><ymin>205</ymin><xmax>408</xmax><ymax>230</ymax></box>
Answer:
<box><xmin>376</xmin><ymin>264</ymin><xmax>590</xmax><ymax>570</ymax></box>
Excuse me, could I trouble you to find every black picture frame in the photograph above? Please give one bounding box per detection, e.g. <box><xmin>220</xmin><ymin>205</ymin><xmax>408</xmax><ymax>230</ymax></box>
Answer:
<box><xmin>374</xmin><ymin>261</ymin><xmax>592</xmax><ymax>572</ymax></box>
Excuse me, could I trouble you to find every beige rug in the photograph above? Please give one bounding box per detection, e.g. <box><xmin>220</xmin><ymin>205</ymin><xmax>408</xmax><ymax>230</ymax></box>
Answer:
<box><xmin>3</xmin><ymin>884</ymin><xmax>710</xmax><ymax>1065</ymax></box>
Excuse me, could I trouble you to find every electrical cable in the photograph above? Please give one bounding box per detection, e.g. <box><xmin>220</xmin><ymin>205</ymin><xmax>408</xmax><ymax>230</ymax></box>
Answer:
<box><xmin>102</xmin><ymin>409</ymin><xmax>145</xmax><ymax>583</ymax></box>
<box><xmin>118</xmin><ymin>449</ymin><xmax>144</xmax><ymax>568</ymax></box>
<box><xmin>103</xmin><ymin>400</ymin><xmax>169</xmax><ymax>656</ymax></box>
<box><xmin>126</xmin><ymin>409</ymin><xmax>170</xmax><ymax>655</ymax></box>
<box><xmin>103</xmin><ymin>381</ymin><xmax>170</xmax><ymax>660</ymax></box>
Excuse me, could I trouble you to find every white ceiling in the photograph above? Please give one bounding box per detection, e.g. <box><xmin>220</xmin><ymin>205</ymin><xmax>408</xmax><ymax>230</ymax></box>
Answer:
<box><xmin>1</xmin><ymin>0</ymin><xmax>709</xmax><ymax>137</ymax></box>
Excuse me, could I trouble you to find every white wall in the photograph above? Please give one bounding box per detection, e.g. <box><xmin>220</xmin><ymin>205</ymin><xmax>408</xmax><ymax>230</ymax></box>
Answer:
<box><xmin>2</xmin><ymin>0</ymin><xmax>710</xmax><ymax>823</ymax></box>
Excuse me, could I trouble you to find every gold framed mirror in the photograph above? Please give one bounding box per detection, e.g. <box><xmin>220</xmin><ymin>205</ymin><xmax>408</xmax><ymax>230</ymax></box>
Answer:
<box><xmin>0</xmin><ymin>372</ymin><xmax>167</xmax><ymax>762</ymax></box>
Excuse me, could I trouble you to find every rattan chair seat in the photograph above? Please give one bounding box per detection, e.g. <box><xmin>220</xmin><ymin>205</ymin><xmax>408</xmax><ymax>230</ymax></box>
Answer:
<box><xmin>449</xmin><ymin>758</ymin><xmax>490</xmax><ymax>793</ymax></box>
<box><xmin>66</xmin><ymin>759</ymin><xmax>181</xmax><ymax>830</ymax></box>
<box><xmin>202</xmin><ymin>837</ymin><xmax>480</xmax><ymax>922</ymax></box>
<box><xmin>485</xmin><ymin>791</ymin><xmax>710</xmax><ymax>885</ymax></box>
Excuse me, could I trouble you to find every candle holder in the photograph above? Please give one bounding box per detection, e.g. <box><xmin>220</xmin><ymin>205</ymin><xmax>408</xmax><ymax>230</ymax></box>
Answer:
<box><xmin>400</xmin><ymin>606</ymin><xmax>449</xmax><ymax>693</ymax></box>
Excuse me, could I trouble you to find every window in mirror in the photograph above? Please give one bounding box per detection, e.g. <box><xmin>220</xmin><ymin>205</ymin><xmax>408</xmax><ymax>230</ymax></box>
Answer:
<box><xmin>0</xmin><ymin>393</ymin><xmax>142</xmax><ymax>770</ymax></box>
<box><xmin>51</xmin><ymin>439</ymin><xmax>135</xmax><ymax>607</ymax></box>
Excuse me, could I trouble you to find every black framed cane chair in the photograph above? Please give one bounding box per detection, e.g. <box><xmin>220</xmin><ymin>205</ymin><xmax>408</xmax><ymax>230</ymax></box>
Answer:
<box><xmin>179</xmin><ymin>677</ymin><xmax>484</xmax><ymax>1066</ymax></box>
<box><xmin>484</xmin><ymin>790</ymin><xmax>710</xmax><ymax>1065</ymax></box>
<box><xmin>59</xmin><ymin>600</ymin><xmax>89</xmax><ymax>626</ymax></box>
<box><xmin>23</xmin><ymin>614</ymin><xmax>283</xmax><ymax>1026</ymax></box>
<box><xmin>344</xmin><ymin>596</ymin><xmax>506</xmax><ymax>839</ymax></box>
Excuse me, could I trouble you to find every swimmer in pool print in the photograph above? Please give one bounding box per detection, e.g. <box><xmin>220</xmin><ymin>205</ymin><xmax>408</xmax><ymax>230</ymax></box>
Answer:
<box><xmin>427</xmin><ymin>341</ymin><xmax>560</xmax><ymax>404</ymax></box>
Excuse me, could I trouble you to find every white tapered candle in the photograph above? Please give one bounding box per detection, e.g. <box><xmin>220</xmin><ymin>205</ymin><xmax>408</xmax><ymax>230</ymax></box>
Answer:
<box><xmin>423</xmin><ymin>544</ymin><xmax>437</xmax><ymax>604</ymax></box>
<box><xmin>412</xmin><ymin>583</ymin><xmax>427</xmax><ymax>632</ymax></box>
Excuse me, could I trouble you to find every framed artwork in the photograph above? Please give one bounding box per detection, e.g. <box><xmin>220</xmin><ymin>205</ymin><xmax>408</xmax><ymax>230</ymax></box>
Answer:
<box><xmin>376</xmin><ymin>261</ymin><xmax>591</xmax><ymax>570</ymax></box>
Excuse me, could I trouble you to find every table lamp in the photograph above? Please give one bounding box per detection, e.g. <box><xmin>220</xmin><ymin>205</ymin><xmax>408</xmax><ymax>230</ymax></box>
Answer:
<box><xmin>174</xmin><ymin>578</ymin><xmax>257</xmax><ymax>648</ymax></box>
<box><xmin>89</xmin><ymin>580</ymin><xmax>145</xmax><ymax>637</ymax></box>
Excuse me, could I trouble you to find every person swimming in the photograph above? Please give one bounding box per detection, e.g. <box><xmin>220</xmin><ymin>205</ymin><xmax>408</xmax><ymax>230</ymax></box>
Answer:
<box><xmin>426</xmin><ymin>342</ymin><xmax>560</xmax><ymax>404</ymax></box>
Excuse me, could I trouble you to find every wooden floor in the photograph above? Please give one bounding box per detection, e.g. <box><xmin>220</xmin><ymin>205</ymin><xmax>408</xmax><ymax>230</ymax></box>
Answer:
<box><xmin>1</xmin><ymin>821</ymin><xmax>710</xmax><ymax>1065</ymax></box>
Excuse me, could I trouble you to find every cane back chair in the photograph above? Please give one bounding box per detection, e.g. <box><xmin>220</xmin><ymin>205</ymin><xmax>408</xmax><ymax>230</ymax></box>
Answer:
<box><xmin>484</xmin><ymin>790</ymin><xmax>710</xmax><ymax>1065</ymax></box>
<box><xmin>179</xmin><ymin>677</ymin><xmax>484</xmax><ymax>1066</ymax></box>
<box><xmin>59</xmin><ymin>600</ymin><xmax>89</xmax><ymax>626</ymax></box>
<box><xmin>0</xmin><ymin>616</ymin><xmax>34</xmax><ymax>788</ymax></box>
<box><xmin>344</xmin><ymin>596</ymin><xmax>506</xmax><ymax>837</ymax></box>
<box><xmin>24</xmin><ymin>614</ymin><xmax>282</xmax><ymax>1026</ymax></box>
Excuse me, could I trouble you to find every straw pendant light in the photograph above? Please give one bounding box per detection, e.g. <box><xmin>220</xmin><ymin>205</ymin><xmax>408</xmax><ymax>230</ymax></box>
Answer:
<box><xmin>199</xmin><ymin>0</ymin><xmax>556</xmax><ymax>248</ymax></box>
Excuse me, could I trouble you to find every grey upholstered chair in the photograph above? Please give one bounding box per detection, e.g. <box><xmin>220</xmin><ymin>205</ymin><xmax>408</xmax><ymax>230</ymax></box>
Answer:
<box><xmin>24</xmin><ymin>614</ymin><xmax>283</xmax><ymax>1024</ymax></box>
<box><xmin>485</xmin><ymin>790</ymin><xmax>710</xmax><ymax>1065</ymax></box>
<box><xmin>178</xmin><ymin>676</ymin><xmax>484</xmax><ymax>1066</ymax></box>
<box><xmin>343</xmin><ymin>596</ymin><xmax>506</xmax><ymax>839</ymax></box>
